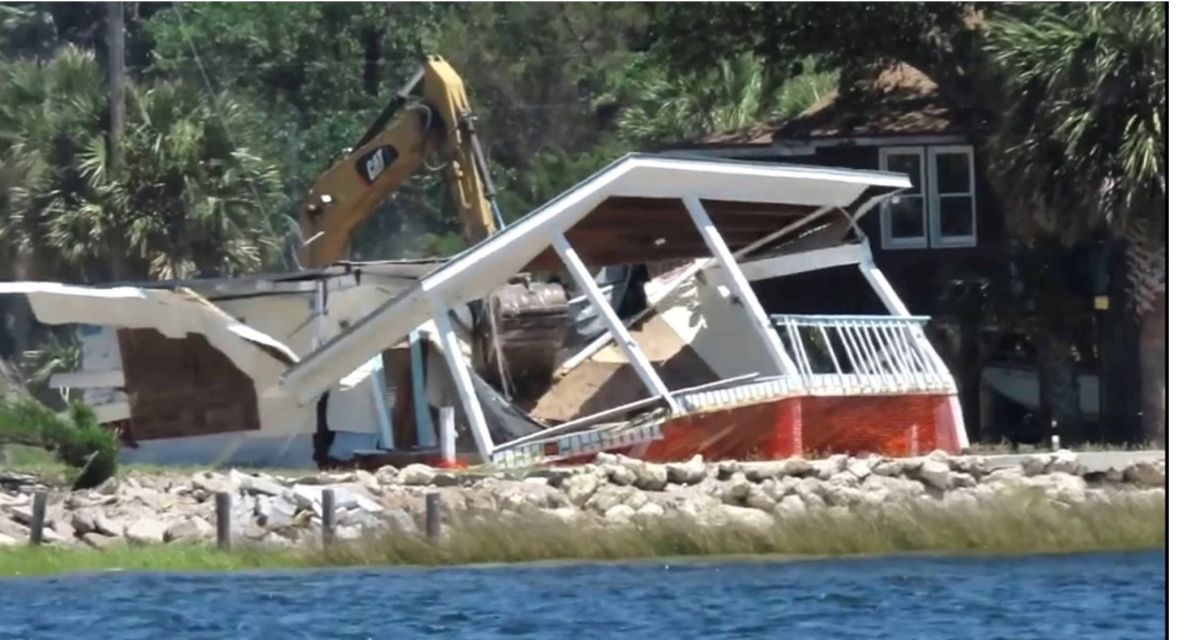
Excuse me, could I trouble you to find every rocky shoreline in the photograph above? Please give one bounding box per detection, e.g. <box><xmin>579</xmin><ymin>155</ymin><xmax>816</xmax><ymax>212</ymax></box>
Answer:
<box><xmin>0</xmin><ymin>450</ymin><xmax>1166</xmax><ymax>549</ymax></box>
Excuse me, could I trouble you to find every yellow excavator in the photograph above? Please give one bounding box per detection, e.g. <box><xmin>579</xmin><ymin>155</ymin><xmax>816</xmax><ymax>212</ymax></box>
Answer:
<box><xmin>295</xmin><ymin>54</ymin><xmax>570</xmax><ymax>405</ymax></box>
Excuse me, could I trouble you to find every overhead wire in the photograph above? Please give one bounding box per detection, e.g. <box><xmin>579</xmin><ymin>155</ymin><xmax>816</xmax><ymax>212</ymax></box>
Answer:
<box><xmin>169</xmin><ymin>2</ymin><xmax>298</xmax><ymax>271</ymax></box>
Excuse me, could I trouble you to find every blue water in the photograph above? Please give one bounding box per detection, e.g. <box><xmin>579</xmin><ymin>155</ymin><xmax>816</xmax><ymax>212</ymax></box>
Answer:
<box><xmin>0</xmin><ymin>551</ymin><xmax>1163</xmax><ymax>640</ymax></box>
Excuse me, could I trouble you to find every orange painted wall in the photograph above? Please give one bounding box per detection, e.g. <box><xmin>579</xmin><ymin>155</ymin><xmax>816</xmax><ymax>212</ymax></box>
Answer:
<box><xmin>798</xmin><ymin>394</ymin><xmax>962</xmax><ymax>458</ymax></box>
<box><xmin>638</xmin><ymin>393</ymin><xmax>963</xmax><ymax>462</ymax></box>
<box><xmin>639</xmin><ymin>398</ymin><xmax>802</xmax><ymax>462</ymax></box>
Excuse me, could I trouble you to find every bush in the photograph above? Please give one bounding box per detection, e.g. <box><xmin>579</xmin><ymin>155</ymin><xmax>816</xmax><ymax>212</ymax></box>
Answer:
<box><xmin>0</xmin><ymin>396</ymin><xmax>118</xmax><ymax>489</ymax></box>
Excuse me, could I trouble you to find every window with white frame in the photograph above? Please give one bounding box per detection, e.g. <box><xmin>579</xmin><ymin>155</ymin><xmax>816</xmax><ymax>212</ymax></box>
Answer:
<box><xmin>879</xmin><ymin>145</ymin><xmax>977</xmax><ymax>249</ymax></box>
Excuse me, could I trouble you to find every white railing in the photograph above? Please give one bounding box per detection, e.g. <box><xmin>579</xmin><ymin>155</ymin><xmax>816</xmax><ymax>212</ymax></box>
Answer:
<box><xmin>771</xmin><ymin>314</ymin><xmax>956</xmax><ymax>395</ymax></box>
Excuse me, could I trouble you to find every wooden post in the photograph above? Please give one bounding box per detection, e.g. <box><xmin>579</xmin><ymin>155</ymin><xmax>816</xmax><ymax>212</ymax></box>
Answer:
<box><xmin>682</xmin><ymin>196</ymin><xmax>798</xmax><ymax>378</ymax></box>
<box><xmin>551</xmin><ymin>232</ymin><xmax>679</xmax><ymax>411</ymax></box>
<box><xmin>322</xmin><ymin>488</ymin><xmax>336</xmax><ymax>546</ymax></box>
<box><xmin>425</xmin><ymin>493</ymin><xmax>442</xmax><ymax>540</ymax></box>
<box><xmin>28</xmin><ymin>491</ymin><xmax>47</xmax><ymax>545</ymax></box>
<box><xmin>215</xmin><ymin>491</ymin><xmax>231</xmax><ymax>549</ymax></box>
<box><xmin>439</xmin><ymin>406</ymin><xmax>457</xmax><ymax>466</ymax></box>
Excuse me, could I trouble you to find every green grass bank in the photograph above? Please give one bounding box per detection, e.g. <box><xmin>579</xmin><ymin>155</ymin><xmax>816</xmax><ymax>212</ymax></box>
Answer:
<box><xmin>0</xmin><ymin>492</ymin><xmax>1164</xmax><ymax>578</ymax></box>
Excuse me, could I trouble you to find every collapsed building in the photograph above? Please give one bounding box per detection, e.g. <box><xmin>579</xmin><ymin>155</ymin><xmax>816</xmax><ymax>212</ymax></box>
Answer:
<box><xmin>0</xmin><ymin>155</ymin><xmax>968</xmax><ymax>469</ymax></box>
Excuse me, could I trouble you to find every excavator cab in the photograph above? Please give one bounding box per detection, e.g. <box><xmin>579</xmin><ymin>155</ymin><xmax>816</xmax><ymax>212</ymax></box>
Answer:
<box><xmin>295</xmin><ymin>55</ymin><xmax>569</xmax><ymax>406</ymax></box>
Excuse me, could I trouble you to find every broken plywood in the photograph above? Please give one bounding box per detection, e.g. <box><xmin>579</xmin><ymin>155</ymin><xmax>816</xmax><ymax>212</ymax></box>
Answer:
<box><xmin>118</xmin><ymin>328</ymin><xmax>261</xmax><ymax>440</ymax></box>
<box><xmin>530</xmin><ymin>310</ymin><xmax>715</xmax><ymax>422</ymax></box>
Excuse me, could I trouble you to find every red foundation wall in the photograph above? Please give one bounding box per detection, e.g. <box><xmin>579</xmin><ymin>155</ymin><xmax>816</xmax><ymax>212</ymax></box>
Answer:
<box><xmin>636</xmin><ymin>393</ymin><xmax>963</xmax><ymax>462</ymax></box>
<box><xmin>798</xmin><ymin>394</ymin><xmax>962</xmax><ymax>458</ymax></box>
<box><xmin>639</xmin><ymin>398</ymin><xmax>802</xmax><ymax>462</ymax></box>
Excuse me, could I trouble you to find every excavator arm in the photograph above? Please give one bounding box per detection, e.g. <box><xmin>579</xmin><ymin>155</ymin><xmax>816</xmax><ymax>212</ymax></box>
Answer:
<box><xmin>297</xmin><ymin>55</ymin><xmax>498</xmax><ymax>267</ymax></box>
<box><xmin>294</xmin><ymin>54</ymin><xmax>569</xmax><ymax>409</ymax></box>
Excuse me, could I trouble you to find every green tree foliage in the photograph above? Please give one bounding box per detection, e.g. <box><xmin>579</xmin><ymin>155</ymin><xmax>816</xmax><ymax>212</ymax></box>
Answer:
<box><xmin>0</xmin><ymin>396</ymin><xmax>117</xmax><ymax>489</ymax></box>
<box><xmin>70</xmin><ymin>80</ymin><xmax>286</xmax><ymax>279</ymax></box>
<box><xmin>0</xmin><ymin>44</ymin><xmax>107</xmax><ymax>283</ymax></box>
<box><xmin>648</xmin><ymin>2</ymin><xmax>980</xmax><ymax>105</ymax></box>
<box><xmin>142</xmin><ymin>2</ymin><xmax>454</xmax><ymax>260</ymax></box>
<box><xmin>984</xmin><ymin>2</ymin><xmax>1165</xmax><ymax>242</ymax></box>
<box><xmin>603</xmin><ymin>51</ymin><xmax>837</xmax><ymax>147</ymax></box>
<box><xmin>0</xmin><ymin>45</ymin><xmax>285</xmax><ymax>282</ymax></box>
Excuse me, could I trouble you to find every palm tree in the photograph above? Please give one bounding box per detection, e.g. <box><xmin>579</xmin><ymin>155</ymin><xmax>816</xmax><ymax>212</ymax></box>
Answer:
<box><xmin>0</xmin><ymin>44</ymin><xmax>106</xmax><ymax>284</ymax></box>
<box><xmin>1</xmin><ymin>45</ymin><xmax>287</xmax><ymax>283</ymax></box>
<box><xmin>62</xmin><ymin>80</ymin><xmax>288</xmax><ymax>280</ymax></box>
<box><xmin>985</xmin><ymin>3</ymin><xmax>1166</xmax><ymax>445</ymax></box>
<box><xmin>0</xmin><ymin>45</ymin><xmax>107</xmax><ymax>359</ymax></box>
<box><xmin>605</xmin><ymin>52</ymin><xmax>838</xmax><ymax>147</ymax></box>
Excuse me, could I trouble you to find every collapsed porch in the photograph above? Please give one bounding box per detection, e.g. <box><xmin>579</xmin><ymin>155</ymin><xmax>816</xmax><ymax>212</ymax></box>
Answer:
<box><xmin>276</xmin><ymin>154</ymin><xmax>969</xmax><ymax>468</ymax></box>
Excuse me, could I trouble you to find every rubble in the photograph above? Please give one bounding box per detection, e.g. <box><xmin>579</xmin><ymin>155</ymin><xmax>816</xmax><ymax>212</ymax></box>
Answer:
<box><xmin>0</xmin><ymin>450</ymin><xmax>1166</xmax><ymax>548</ymax></box>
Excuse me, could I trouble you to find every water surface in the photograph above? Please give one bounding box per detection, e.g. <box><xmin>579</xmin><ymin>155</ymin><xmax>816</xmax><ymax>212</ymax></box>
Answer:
<box><xmin>0</xmin><ymin>551</ymin><xmax>1164</xmax><ymax>639</ymax></box>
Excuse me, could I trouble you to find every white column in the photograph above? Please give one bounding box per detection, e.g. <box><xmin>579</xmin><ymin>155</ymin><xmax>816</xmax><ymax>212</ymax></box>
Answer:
<box><xmin>681</xmin><ymin>196</ymin><xmax>798</xmax><ymax>377</ymax></box>
<box><xmin>439</xmin><ymin>406</ymin><xmax>457</xmax><ymax>466</ymax></box>
<box><xmin>551</xmin><ymin>233</ymin><xmax>679</xmax><ymax>412</ymax></box>
<box><xmin>431</xmin><ymin>307</ymin><xmax>495</xmax><ymax>460</ymax></box>
<box><xmin>859</xmin><ymin>258</ymin><xmax>911</xmax><ymax>317</ymax></box>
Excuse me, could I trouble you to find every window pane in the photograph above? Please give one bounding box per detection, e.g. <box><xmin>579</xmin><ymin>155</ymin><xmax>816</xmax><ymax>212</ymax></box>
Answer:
<box><xmin>888</xmin><ymin>196</ymin><xmax>926</xmax><ymax>239</ymax></box>
<box><xmin>885</xmin><ymin>153</ymin><xmax>923</xmax><ymax>195</ymax></box>
<box><xmin>936</xmin><ymin>152</ymin><xmax>971</xmax><ymax>194</ymax></box>
<box><xmin>939</xmin><ymin>195</ymin><xmax>974</xmax><ymax>238</ymax></box>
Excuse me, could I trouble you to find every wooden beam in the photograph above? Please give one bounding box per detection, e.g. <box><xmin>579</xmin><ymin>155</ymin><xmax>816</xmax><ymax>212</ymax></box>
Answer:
<box><xmin>551</xmin><ymin>232</ymin><xmax>679</xmax><ymax>412</ymax></box>
<box><xmin>683</xmin><ymin>196</ymin><xmax>798</xmax><ymax>377</ymax></box>
<box><xmin>431</xmin><ymin>308</ymin><xmax>495</xmax><ymax>459</ymax></box>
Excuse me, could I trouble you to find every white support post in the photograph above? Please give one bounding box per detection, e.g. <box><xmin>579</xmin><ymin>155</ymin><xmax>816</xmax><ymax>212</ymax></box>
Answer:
<box><xmin>682</xmin><ymin>196</ymin><xmax>799</xmax><ymax>377</ymax></box>
<box><xmin>431</xmin><ymin>307</ymin><xmax>495</xmax><ymax>460</ymax></box>
<box><xmin>859</xmin><ymin>258</ymin><xmax>912</xmax><ymax>317</ymax></box>
<box><xmin>551</xmin><ymin>233</ymin><xmax>680</xmax><ymax>412</ymax></box>
<box><xmin>439</xmin><ymin>406</ymin><xmax>457</xmax><ymax>466</ymax></box>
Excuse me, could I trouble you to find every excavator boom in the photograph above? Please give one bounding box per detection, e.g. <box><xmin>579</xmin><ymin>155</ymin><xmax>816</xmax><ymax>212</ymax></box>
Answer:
<box><xmin>295</xmin><ymin>55</ymin><xmax>568</xmax><ymax>408</ymax></box>
<box><xmin>298</xmin><ymin>56</ymin><xmax>496</xmax><ymax>266</ymax></box>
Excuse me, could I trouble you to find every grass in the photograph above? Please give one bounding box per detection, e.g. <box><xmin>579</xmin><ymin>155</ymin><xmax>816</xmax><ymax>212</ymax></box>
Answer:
<box><xmin>1</xmin><ymin>444</ymin><xmax>303</xmax><ymax>484</ymax></box>
<box><xmin>964</xmin><ymin>441</ymin><xmax>1160</xmax><ymax>455</ymax></box>
<box><xmin>0</xmin><ymin>491</ymin><xmax>1165</xmax><ymax>578</ymax></box>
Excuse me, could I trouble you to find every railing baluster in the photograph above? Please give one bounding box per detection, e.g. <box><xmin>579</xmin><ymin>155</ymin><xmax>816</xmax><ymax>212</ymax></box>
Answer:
<box><xmin>790</xmin><ymin>322</ymin><xmax>814</xmax><ymax>380</ymax></box>
<box><xmin>892</xmin><ymin>321</ymin><xmax>916</xmax><ymax>386</ymax></box>
<box><xmin>818</xmin><ymin>324</ymin><xmax>842</xmax><ymax>379</ymax></box>
<box><xmin>767</xmin><ymin>314</ymin><xmax>950</xmax><ymax>396</ymax></box>
<box><xmin>780</xmin><ymin>319</ymin><xmax>802</xmax><ymax>371</ymax></box>
<box><xmin>885</xmin><ymin>321</ymin><xmax>919</xmax><ymax>388</ymax></box>
<box><xmin>846</xmin><ymin>320</ymin><xmax>880</xmax><ymax>391</ymax></box>
<box><xmin>834</xmin><ymin>320</ymin><xmax>869</xmax><ymax>392</ymax></box>
<box><xmin>868</xmin><ymin>322</ymin><xmax>900</xmax><ymax>390</ymax></box>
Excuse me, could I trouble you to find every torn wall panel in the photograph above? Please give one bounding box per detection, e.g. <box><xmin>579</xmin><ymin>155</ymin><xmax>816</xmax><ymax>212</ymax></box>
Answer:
<box><xmin>0</xmin><ymin>282</ymin><xmax>299</xmax><ymax>382</ymax></box>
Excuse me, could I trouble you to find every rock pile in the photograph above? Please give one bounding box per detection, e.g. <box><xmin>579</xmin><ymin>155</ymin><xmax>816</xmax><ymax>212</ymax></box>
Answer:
<box><xmin>0</xmin><ymin>450</ymin><xmax>1166</xmax><ymax>548</ymax></box>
